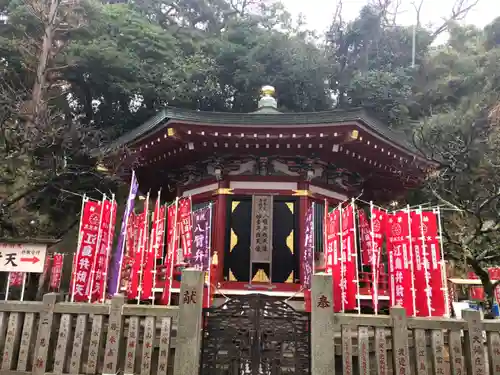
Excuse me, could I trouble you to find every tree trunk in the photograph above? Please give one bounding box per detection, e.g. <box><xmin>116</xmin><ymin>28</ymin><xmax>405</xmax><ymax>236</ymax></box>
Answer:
<box><xmin>467</xmin><ymin>256</ymin><xmax>496</xmax><ymax>318</ymax></box>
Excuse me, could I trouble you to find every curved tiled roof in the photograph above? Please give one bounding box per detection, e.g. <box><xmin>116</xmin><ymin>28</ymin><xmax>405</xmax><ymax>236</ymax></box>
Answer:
<box><xmin>103</xmin><ymin>106</ymin><xmax>417</xmax><ymax>155</ymax></box>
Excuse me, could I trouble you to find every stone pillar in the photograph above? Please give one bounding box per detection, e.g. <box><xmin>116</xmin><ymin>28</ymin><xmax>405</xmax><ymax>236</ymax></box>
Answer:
<box><xmin>311</xmin><ymin>273</ymin><xmax>336</xmax><ymax>375</ymax></box>
<box><xmin>173</xmin><ymin>269</ymin><xmax>205</xmax><ymax>375</ymax></box>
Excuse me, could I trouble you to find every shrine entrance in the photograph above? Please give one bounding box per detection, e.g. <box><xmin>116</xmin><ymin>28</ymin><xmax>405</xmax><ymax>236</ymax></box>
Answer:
<box><xmin>224</xmin><ymin>197</ymin><xmax>299</xmax><ymax>284</ymax></box>
<box><xmin>199</xmin><ymin>294</ymin><xmax>310</xmax><ymax>375</ymax></box>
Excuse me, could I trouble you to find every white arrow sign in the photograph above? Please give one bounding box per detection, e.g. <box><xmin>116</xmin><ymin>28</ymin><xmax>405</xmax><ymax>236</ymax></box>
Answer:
<box><xmin>0</xmin><ymin>243</ymin><xmax>47</xmax><ymax>273</ymax></box>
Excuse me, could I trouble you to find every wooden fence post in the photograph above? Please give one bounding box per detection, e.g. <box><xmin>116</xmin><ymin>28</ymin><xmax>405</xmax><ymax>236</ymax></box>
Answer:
<box><xmin>33</xmin><ymin>293</ymin><xmax>58</xmax><ymax>375</ymax></box>
<box><xmin>463</xmin><ymin>309</ymin><xmax>486</xmax><ymax>375</ymax></box>
<box><xmin>311</xmin><ymin>273</ymin><xmax>336</xmax><ymax>375</ymax></box>
<box><xmin>173</xmin><ymin>268</ymin><xmax>204</xmax><ymax>375</ymax></box>
<box><xmin>390</xmin><ymin>307</ymin><xmax>409</xmax><ymax>375</ymax></box>
<box><xmin>103</xmin><ymin>294</ymin><xmax>125</xmax><ymax>375</ymax></box>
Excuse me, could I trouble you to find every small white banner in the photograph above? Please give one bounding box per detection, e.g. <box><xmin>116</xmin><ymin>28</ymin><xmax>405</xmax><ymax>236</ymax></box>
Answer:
<box><xmin>250</xmin><ymin>195</ymin><xmax>273</xmax><ymax>263</ymax></box>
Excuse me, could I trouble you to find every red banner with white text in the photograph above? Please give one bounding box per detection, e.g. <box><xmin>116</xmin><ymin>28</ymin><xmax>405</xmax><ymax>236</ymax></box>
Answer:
<box><xmin>127</xmin><ymin>210</ymin><xmax>147</xmax><ymax>300</ymax></box>
<box><xmin>422</xmin><ymin>211</ymin><xmax>446</xmax><ymax>316</ymax></box>
<box><xmin>142</xmin><ymin>198</ymin><xmax>163</xmax><ymax>300</ymax></box>
<box><xmin>387</xmin><ymin>211</ymin><xmax>414</xmax><ymax>316</ymax></box>
<box><xmin>50</xmin><ymin>253</ymin><xmax>64</xmax><ymax>291</ymax></box>
<box><xmin>92</xmin><ymin>200</ymin><xmax>117</xmax><ymax>302</ymax></box>
<box><xmin>122</xmin><ymin>212</ymin><xmax>138</xmax><ymax>292</ymax></box>
<box><xmin>160</xmin><ymin>203</ymin><xmax>178</xmax><ymax>305</ymax></box>
<box><xmin>325</xmin><ymin>209</ymin><xmax>342</xmax><ymax>312</ymax></box>
<box><xmin>72</xmin><ymin>200</ymin><xmax>102</xmax><ymax>302</ymax></box>
<box><xmin>341</xmin><ymin>205</ymin><xmax>357</xmax><ymax>311</ymax></box>
<box><xmin>468</xmin><ymin>271</ymin><xmax>485</xmax><ymax>300</ymax></box>
<box><xmin>370</xmin><ymin>208</ymin><xmax>387</xmax><ymax>311</ymax></box>
<box><xmin>179</xmin><ymin>198</ymin><xmax>193</xmax><ymax>260</ymax></box>
<box><xmin>358</xmin><ymin>210</ymin><xmax>371</xmax><ymax>265</ymax></box>
<box><xmin>411</xmin><ymin>211</ymin><xmax>431</xmax><ymax>316</ymax></box>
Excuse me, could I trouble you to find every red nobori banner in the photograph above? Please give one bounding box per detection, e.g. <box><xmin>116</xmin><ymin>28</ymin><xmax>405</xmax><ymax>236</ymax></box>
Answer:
<box><xmin>468</xmin><ymin>271</ymin><xmax>485</xmax><ymax>300</ymax></box>
<box><xmin>92</xmin><ymin>200</ymin><xmax>117</xmax><ymax>302</ymax></box>
<box><xmin>325</xmin><ymin>209</ymin><xmax>342</xmax><ymax>312</ymax></box>
<box><xmin>422</xmin><ymin>210</ymin><xmax>446</xmax><ymax>316</ymax></box>
<box><xmin>122</xmin><ymin>212</ymin><xmax>138</xmax><ymax>292</ymax></box>
<box><xmin>489</xmin><ymin>268</ymin><xmax>500</xmax><ymax>303</ymax></box>
<box><xmin>143</xmin><ymin>196</ymin><xmax>164</xmax><ymax>300</ymax></box>
<box><xmin>128</xmin><ymin>209</ymin><xmax>147</xmax><ymax>301</ymax></box>
<box><xmin>387</xmin><ymin>211</ymin><xmax>414</xmax><ymax>316</ymax></box>
<box><xmin>411</xmin><ymin>210</ymin><xmax>432</xmax><ymax>317</ymax></box>
<box><xmin>370</xmin><ymin>208</ymin><xmax>387</xmax><ymax>311</ymax></box>
<box><xmin>72</xmin><ymin>199</ymin><xmax>102</xmax><ymax>302</ymax></box>
<box><xmin>358</xmin><ymin>210</ymin><xmax>371</xmax><ymax>265</ymax></box>
<box><xmin>50</xmin><ymin>253</ymin><xmax>64</xmax><ymax>290</ymax></box>
<box><xmin>161</xmin><ymin>203</ymin><xmax>178</xmax><ymax>305</ymax></box>
<box><xmin>9</xmin><ymin>272</ymin><xmax>24</xmax><ymax>287</ymax></box>
<box><xmin>341</xmin><ymin>204</ymin><xmax>357</xmax><ymax>311</ymax></box>
<box><xmin>178</xmin><ymin>198</ymin><xmax>193</xmax><ymax>260</ymax></box>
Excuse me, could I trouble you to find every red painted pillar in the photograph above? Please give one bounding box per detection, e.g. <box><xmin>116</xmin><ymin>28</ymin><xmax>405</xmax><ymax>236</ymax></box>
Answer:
<box><xmin>297</xmin><ymin>181</ymin><xmax>310</xmax><ymax>284</ymax></box>
<box><xmin>213</xmin><ymin>179</ymin><xmax>229</xmax><ymax>285</ymax></box>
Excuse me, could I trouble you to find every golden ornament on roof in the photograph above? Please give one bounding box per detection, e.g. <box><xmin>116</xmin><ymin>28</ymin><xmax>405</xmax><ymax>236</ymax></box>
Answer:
<box><xmin>261</xmin><ymin>85</ymin><xmax>275</xmax><ymax>97</ymax></box>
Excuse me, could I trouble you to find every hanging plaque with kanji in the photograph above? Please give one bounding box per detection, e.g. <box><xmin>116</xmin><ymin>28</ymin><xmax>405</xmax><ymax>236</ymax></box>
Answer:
<box><xmin>250</xmin><ymin>195</ymin><xmax>274</xmax><ymax>263</ymax></box>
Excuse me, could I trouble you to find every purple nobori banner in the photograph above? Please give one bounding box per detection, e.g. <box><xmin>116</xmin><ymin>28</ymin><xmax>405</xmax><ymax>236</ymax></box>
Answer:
<box><xmin>190</xmin><ymin>206</ymin><xmax>212</xmax><ymax>273</ymax></box>
<box><xmin>302</xmin><ymin>204</ymin><xmax>314</xmax><ymax>289</ymax></box>
<box><xmin>107</xmin><ymin>170</ymin><xmax>139</xmax><ymax>296</ymax></box>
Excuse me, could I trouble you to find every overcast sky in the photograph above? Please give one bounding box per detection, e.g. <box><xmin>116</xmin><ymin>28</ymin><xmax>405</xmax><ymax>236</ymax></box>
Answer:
<box><xmin>284</xmin><ymin>0</ymin><xmax>497</xmax><ymax>38</ymax></box>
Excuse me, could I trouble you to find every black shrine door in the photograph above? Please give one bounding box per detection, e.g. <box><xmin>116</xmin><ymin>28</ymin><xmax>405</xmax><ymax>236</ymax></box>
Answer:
<box><xmin>224</xmin><ymin>196</ymin><xmax>299</xmax><ymax>284</ymax></box>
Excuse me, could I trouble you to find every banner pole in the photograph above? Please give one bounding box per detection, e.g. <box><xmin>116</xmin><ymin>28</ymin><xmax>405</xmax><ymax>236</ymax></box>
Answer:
<box><xmin>406</xmin><ymin>205</ymin><xmax>417</xmax><ymax>317</ymax></box>
<box><xmin>419</xmin><ymin>206</ymin><xmax>432</xmax><ymax>317</ymax></box>
<box><xmin>323</xmin><ymin>199</ymin><xmax>328</xmax><ymax>270</ymax></box>
<box><xmin>71</xmin><ymin>194</ymin><xmax>87</xmax><ymax>302</ymax></box>
<box><xmin>370</xmin><ymin>201</ymin><xmax>378</xmax><ymax>315</ymax></box>
<box><xmin>88</xmin><ymin>194</ymin><xmax>106</xmax><ymax>303</ymax></box>
<box><xmin>20</xmin><ymin>273</ymin><xmax>26</xmax><ymax>301</ymax></box>
<box><xmin>101</xmin><ymin>194</ymin><xmax>116</xmax><ymax>303</ymax></box>
<box><xmin>339</xmin><ymin>203</ymin><xmax>344</xmax><ymax>312</ymax></box>
<box><xmin>436</xmin><ymin>206</ymin><xmax>450</xmax><ymax>317</ymax></box>
<box><xmin>167</xmin><ymin>197</ymin><xmax>179</xmax><ymax>306</ymax></box>
<box><xmin>351</xmin><ymin>198</ymin><xmax>361</xmax><ymax>315</ymax></box>
<box><xmin>207</xmin><ymin>203</ymin><xmax>214</xmax><ymax>306</ymax></box>
<box><xmin>137</xmin><ymin>191</ymin><xmax>150</xmax><ymax>305</ymax></box>
<box><xmin>5</xmin><ymin>273</ymin><xmax>10</xmax><ymax>301</ymax></box>
<box><xmin>151</xmin><ymin>189</ymin><xmax>161</xmax><ymax>306</ymax></box>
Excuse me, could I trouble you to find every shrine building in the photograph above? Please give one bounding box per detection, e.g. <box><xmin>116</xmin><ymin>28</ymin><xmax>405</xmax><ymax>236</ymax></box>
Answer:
<box><xmin>104</xmin><ymin>86</ymin><xmax>431</xmax><ymax>306</ymax></box>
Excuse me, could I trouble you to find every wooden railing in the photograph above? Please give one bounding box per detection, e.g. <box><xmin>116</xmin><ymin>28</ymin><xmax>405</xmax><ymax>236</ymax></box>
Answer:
<box><xmin>312</xmin><ymin>272</ymin><xmax>499</xmax><ymax>375</ymax></box>
<box><xmin>0</xmin><ymin>269</ymin><xmax>205</xmax><ymax>375</ymax></box>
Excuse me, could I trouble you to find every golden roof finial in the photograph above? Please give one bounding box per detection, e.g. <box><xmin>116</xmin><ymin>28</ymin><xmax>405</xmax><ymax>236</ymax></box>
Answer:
<box><xmin>261</xmin><ymin>85</ymin><xmax>275</xmax><ymax>97</ymax></box>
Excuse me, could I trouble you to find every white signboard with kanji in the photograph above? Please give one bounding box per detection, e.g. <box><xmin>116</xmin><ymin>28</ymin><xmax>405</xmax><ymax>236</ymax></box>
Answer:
<box><xmin>0</xmin><ymin>243</ymin><xmax>47</xmax><ymax>273</ymax></box>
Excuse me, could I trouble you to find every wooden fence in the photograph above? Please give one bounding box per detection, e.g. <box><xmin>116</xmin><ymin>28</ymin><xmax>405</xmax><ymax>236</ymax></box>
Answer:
<box><xmin>0</xmin><ymin>269</ymin><xmax>204</xmax><ymax>375</ymax></box>
<box><xmin>0</xmin><ymin>270</ymin><xmax>499</xmax><ymax>375</ymax></box>
<box><xmin>312</xmin><ymin>273</ymin><xmax>500</xmax><ymax>375</ymax></box>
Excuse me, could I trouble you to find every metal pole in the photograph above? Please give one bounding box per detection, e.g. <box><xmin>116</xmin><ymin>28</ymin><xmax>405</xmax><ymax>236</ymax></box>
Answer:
<box><xmin>206</xmin><ymin>203</ymin><xmax>214</xmax><ymax>306</ymax></box>
<box><xmin>351</xmin><ymin>198</ymin><xmax>361</xmax><ymax>314</ymax></box>
<box><xmin>71</xmin><ymin>194</ymin><xmax>87</xmax><ymax>302</ymax></box>
<box><xmin>370</xmin><ymin>201</ymin><xmax>378</xmax><ymax>315</ymax></box>
<box><xmin>406</xmin><ymin>205</ymin><xmax>416</xmax><ymax>317</ymax></box>
<box><xmin>151</xmin><ymin>189</ymin><xmax>161</xmax><ymax>306</ymax></box>
<box><xmin>436</xmin><ymin>207</ymin><xmax>450</xmax><ymax>317</ymax></box>
<box><xmin>101</xmin><ymin>194</ymin><xmax>116</xmax><ymax>303</ymax></box>
<box><xmin>20</xmin><ymin>273</ymin><xmax>26</xmax><ymax>301</ymax></box>
<box><xmin>88</xmin><ymin>194</ymin><xmax>106</xmax><ymax>303</ymax></box>
<box><xmin>412</xmin><ymin>23</ymin><xmax>416</xmax><ymax>68</ymax></box>
<box><xmin>339</xmin><ymin>203</ymin><xmax>344</xmax><ymax>313</ymax></box>
<box><xmin>419</xmin><ymin>206</ymin><xmax>432</xmax><ymax>317</ymax></box>
<box><xmin>5</xmin><ymin>273</ymin><xmax>11</xmax><ymax>301</ymax></box>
